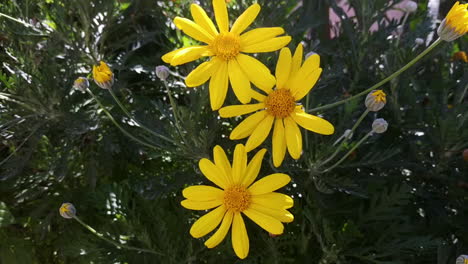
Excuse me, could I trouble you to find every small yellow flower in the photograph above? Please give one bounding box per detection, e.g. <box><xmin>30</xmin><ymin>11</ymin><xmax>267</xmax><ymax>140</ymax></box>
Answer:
<box><xmin>365</xmin><ymin>90</ymin><xmax>387</xmax><ymax>112</ymax></box>
<box><xmin>437</xmin><ymin>1</ymin><xmax>468</xmax><ymax>41</ymax></box>
<box><xmin>181</xmin><ymin>145</ymin><xmax>294</xmax><ymax>259</ymax></box>
<box><xmin>92</xmin><ymin>61</ymin><xmax>114</xmax><ymax>89</ymax></box>
<box><xmin>59</xmin><ymin>203</ymin><xmax>76</xmax><ymax>219</ymax></box>
<box><xmin>73</xmin><ymin>77</ymin><xmax>89</xmax><ymax>92</ymax></box>
<box><xmin>162</xmin><ymin>0</ymin><xmax>291</xmax><ymax>110</ymax></box>
<box><xmin>219</xmin><ymin>44</ymin><xmax>334</xmax><ymax>167</ymax></box>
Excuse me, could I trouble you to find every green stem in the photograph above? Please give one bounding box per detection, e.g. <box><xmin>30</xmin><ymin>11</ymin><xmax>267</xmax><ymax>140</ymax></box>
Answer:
<box><xmin>0</xmin><ymin>123</ymin><xmax>41</xmax><ymax>167</ymax></box>
<box><xmin>321</xmin><ymin>131</ymin><xmax>373</xmax><ymax>173</ymax></box>
<box><xmin>162</xmin><ymin>82</ymin><xmax>185</xmax><ymax>142</ymax></box>
<box><xmin>308</xmin><ymin>38</ymin><xmax>443</xmax><ymax>113</ymax></box>
<box><xmin>87</xmin><ymin>89</ymin><xmax>161</xmax><ymax>151</ymax></box>
<box><xmin>107</xmin><ymin>89</ymin><xmax>176</xmax><ymax>145</ymax></box>
<box><xmin>0</xmin><ymin>12</ymin><xmax>41</xmax><ymax>31</ymax></box>
<box><xmin>72</xmin><ymin>216</ymin><xmax>164</xmax><ymax>256</ymax></box>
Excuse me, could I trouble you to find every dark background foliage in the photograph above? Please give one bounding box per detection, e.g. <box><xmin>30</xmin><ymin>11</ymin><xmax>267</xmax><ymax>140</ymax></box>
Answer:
<box><xmin>0</xmin><ymin>0</ymin><xmax>467</xmax><ymax>263</ymax></box>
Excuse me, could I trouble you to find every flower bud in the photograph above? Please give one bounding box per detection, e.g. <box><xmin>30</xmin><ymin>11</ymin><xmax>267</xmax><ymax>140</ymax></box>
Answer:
<box><xmin>365</xmin><ymin>90</ymin><xmax>387</xmax><ymax>112</ymax></box>
<box><xmin>372</xmin><ymin>118</ymin><xmax>388</xmax><ymax>134</ymax></box>
<box><xmin>402</xmin><ymin>1</ymin><xmax>417</xmax><ymax>13</ymax></box>
<box><xmin>452</xmin><ymin>51</ymin><xmax>468</xmax><ymax>63</ymax></box>
<box><xmin>92</xmin><ymin>61</ymin><xmax>114</xmax><ymax>89</ymax></box>
<box><xmin>456</xmin><ymin>255</ymin><xmax>468</xmax><ymax>264</ymax></box>
<box><xmin>437</xmin><ymin>2</ymin><xmax>468</xmax><ymax>42</ymax></box>
<box><xmin>155</xmin><ymin>65</ymin><xmax>170</xmax><ymax>81</ymax></box>
<box><xmin>73</xmin><ymin>77</ymin><xmax>89</xmax><ymax>92</ymax></box>
<box><xmin>414</xmin><ymin>38</ymin><xmax>424</xmax><ymax>45</ymax></box>
<box><xmin>59</xmin><ymin>203</ymin><xmax>76</xmax><ymax>219</ymax></box>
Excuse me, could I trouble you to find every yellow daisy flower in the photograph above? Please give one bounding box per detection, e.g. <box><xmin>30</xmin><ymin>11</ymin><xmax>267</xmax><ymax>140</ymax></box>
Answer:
<box><xmin>219</xmin><ymin>44</ymin><xmax>335</xmax><ymax>167</ymax></box>
<box><xmin>437</xmin><ymin>1</ymin><xmax>468</xmax><ymax>41</ymax></box>
<box><xmin>181</xmin><ymin>144</ymin><xmax>294</xmax><ymax>259</ymax></box>
<box><xmin>92</xmin><ymin>61</ymin><xmax>114</xmax><ymax>89</ymax></box>
<box><xmin>162</xmin><ymin>0</ymin><xmax>291</xmax><ymax>110</ymax></box>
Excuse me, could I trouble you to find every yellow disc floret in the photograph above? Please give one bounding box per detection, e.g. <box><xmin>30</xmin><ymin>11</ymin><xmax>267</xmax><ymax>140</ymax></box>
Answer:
<box><xmin>210</xmin><ymin>32</ymin><xmax>241</xmax><ymax>61</ymax></box>
<box><xmin>265</xmin><ymin>89</ymin><xmax>296</xmax><ymax>118</ymax></box>
<box><xmin>223</xmin><ymin>185</ymin><xmax>251</xmax><ymax>212</ymax></box>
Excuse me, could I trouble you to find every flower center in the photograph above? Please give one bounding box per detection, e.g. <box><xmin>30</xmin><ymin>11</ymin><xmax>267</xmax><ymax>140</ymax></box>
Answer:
<box><xmin>223</xmin><ymin>185</ymin><xmax>251</xmax><ymax>212</ymax></box>
<box><xmin>265</xmin><ymin>89</ymin><xmax>296</xmax><ymax>118</ymax></box>
<box><xmin>371</xmin><ymin>90</ymin><xmax>386</xmax><ymax>103</ymax></box>
<box><xmin>210</xmin><ymin>32</ymin><xmax>241</xmax><ymax>61</ymax></box>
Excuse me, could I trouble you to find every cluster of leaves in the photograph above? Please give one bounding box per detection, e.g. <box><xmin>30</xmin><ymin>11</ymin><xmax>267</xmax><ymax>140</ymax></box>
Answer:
<box><xmin>0</xmin><ymin>0</ymin><xmax>467</xmax><ymax>263</ymax></box>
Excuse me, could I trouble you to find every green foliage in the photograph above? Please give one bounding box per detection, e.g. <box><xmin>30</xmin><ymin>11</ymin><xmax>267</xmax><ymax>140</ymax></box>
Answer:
<box><xmin>0</xmin><ymin>0</ymin><xmax>467</xmax><ymax>263</ymax></box>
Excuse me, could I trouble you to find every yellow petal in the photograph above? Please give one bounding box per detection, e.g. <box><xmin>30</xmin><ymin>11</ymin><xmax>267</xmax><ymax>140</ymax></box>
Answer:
<box><xmin>213</xmin><ymin>0</ymin><xmax>229</xmax><ymax>33</ymax></box>
<box><xmin>248</xmin><ymin>173</ymin><xmax>291</xmax><ymax>195</ymax></box>
<box><xmin>251</xmin><ymin>192</ymin><xmax>294</xmax><ymax>209</ymax></box>
<box><xmin>236</xmin><ymin>54</ymin><xmax>275</xmax><ymax>94</ymax></box>
<box><xmin>199</xmin><ymin>158</ymin><xmax>228</xmax><ymax>189</ymax></box>
<box><xmin>181</xmin><ymin>199</ymin><xmax>222</xmax><ymax>210</ymax></box>
<box><xmin>275</xmin><ymin>48</ymin><xmax>292</xmax><ymax>89</ymax></box>
<box><xmin>190</xmin><ymin>205</ymin><xmax>226</xmax><ymax>238</ymax></box>
<box><xmin>290</xmin><ymin>43</ymin><xmax>304</xmax><ymax>78</ymax></box>
<box><xmin>182</xmin><ymin>185</ymin><xmax>224</xmax><ymax>201</ymax></box>
<box><xmin>230</xmin><ymin>110</ymin><xmax>267</xmax><ymax>140</ymax></box>
<box><xmin>162</xmin><ymin>46</ymin><xmax>210</xmax><ymax>66</ymax></box>
<box><xmin>249</xmin><ymin>203</ymin><xmax>294</xmax><ymax>223</ymax></box>
<box><xmin>219</xmin><ymin>103</ymin><xmax>265</xmax><ymax>118</ymax></box>
<box><xmin>243</xmin><ymin>208</ymin><xmax>284</xmax><ymax>234</ymax></box>
<box><xmin>231</xmin><ymin>213</ymin><xmax>249</xmax><ymax>259</ymax></box>
<box><xmin>228</xmin><ymin>58</ymin><xmax>252</xmax><ymax>104</ymax></box>
<box><xmin>241</xmin><ymin>148</ymin><xmax>267</xmax><ymax>187</ymax></box>
<box><xmin>230</xmin><ymin>3</ymin><xmax>260</xmax><ymax>35</ymax></box>
<box><xmin>251</xmin><ymin>90</ymin><xmax>267</xmax><ymax>102</ymax></box>
<box><xmin>209</xmin><ymin>61</ymin><xmax>229</xmax><ymax>110</ymax></box>
<box><xmin>205</xmin><ymin>211</ymin><xmax>234</xmax><ymax>248</ymax></box>
<box><xmin>231</xmin><ymin>144</ymin><xmax>247</xmax><ymax>184</ymax></box>
<box><xmin>301</xmin><ymin>54</ymin><xmax>320</xmax><ymax>74</ymax></box>
<box><xmin>290</xmin><ymin>68</ymin><xmax>322</xmax><ymax>101</ymax></box>
<box><xmin>284</xmin><ymin>116</ymin><xmax>302</xmax><ymax>160</ymax></box>
<box><xmin>174</xmin><ymin>17</ymin><xmax>214</xmax><ymax>44</ymax></box>
<box><xmin>245</xmin><ymin>114</ymin><xmax>274</xmax><ymax>152</ymax></box>
<box><xmin>242</xmin><ymin>36</ymin><xmax>291</xmax><ymax>53</ymax></box>
<box><xmin>240</xmin><ymin>27</ymin><xmax>285</xmax><ymax>47</ymax></box>
<box><xmin>291</xmin><ymin>110</ymin><xmax>334</xmax><ymax>135</ymax></box>
<box><xmin>272</xmin><ymin>118</ymin><xmax>287</xmax><ymax>167</ymax></box>
<box><xmin>190</xmin><ymin>4</ymin><xmax>218</xmax><ymax>37</ymax></box>
<box><xmin>213</xmin><ymin>145</ymin><xmax>232</xmax><ymax>184</ymax></box>
<box><xmin>185</xmin><ymin>59</ymin><xmax>219</xmax><ymax>87</ymax></box>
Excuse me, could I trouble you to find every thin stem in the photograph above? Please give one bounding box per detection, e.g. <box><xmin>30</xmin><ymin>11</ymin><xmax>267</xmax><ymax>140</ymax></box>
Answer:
<box><xmin>72</xmin><ymin>216</ymin><xmax>164</xmax><ymax>256</ymax></box>
<box><xmin>107</xmin><ymin>89</ymin><xmax>176</xmax><ymax>145</ymax></box>
<box><xmin>162</xmin><ymin>82</ymin><xmax>185</xmax><ymax>142</ymax></box>
<box><xmin>0</xmin><ymin>123</ymin><xmax>41</xmax><ymax>167</ymax></box>
<box><xmin>321</xmin><ymin>131</ymin><xmax>373</xmax><ymax>173</ymax></box>
<box><xmin>308</xmin><ymin>38</ymin><xmax>443</xmax><ymax>113</ymax></box>
<box><xmin>0</xmin><ymin>12</ymin><xmax>41</xmax><ymax>32</ymax></box>
<box><xmin>87</xmin><ymin>89</ymin><xmax>161</xmax><ymax>151</ymax></box>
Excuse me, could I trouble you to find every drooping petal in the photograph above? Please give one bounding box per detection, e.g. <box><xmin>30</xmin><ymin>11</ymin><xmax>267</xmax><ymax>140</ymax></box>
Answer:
<box><xmin>228</xmin><ymin>58</ymin><xmax>252</xmax><ymax>104</ymax></box>
<box><xmin>174</xmin><ymin>17</ymin><xmax>214</xmax><ymax>44</ymax></box>
<box><xmin>290</xmin><ymin>43</ymin><xmax>304</xmax><ymax>78</ymax></box>
<box><xmin>241</xmin><ymin>36</ymin><xmax>291</xmax><ymax>53</ymax></box>
<box><xmin>205</xmin><ymin>210</ymin><xmax>234</xmax><ymax>248</ymax></box>
<box><xmin>241</xmin><ymin>148</ymin><xmax>267</xmax><ymax>187</ymax></box>
<box><xmin>249</xmin><ymin>203</ymin><xmax>294</xmax><ymax>223</ymax></box>
<box><xmin>272</xmin><ymin>118</ymin><xmax>287</xmax><ymax>167</ymax></box>
<box><xmin>291</xmin><ymin>110</ymin><xmax>334</xmax><ymax>135</ymax></box>
<box><xmin>237</xmin><ymin>54</ymin><xmax>275</xmax><ymax>94</ymax></box>
<box><xmin>248</xmin><ymin>173</ymin><xmax>291</xmax><ymax>195</ymax></box>
<box><xmin>275</xmin><ymin>48</ymin><xmax>292</xmax><ymax>89</ymax></box>
<box><xmin>182</xmin><ymin>185</ymin><xmax>224</xmax><ymax>201</ymax></box>
<box><xmin>185</xmin><ymin>59</ymin><xmax>219</xmax><ymax>87</ymax></box>
<box><xmin>251</xmin><ymin>192</ymin><xmax>294</xmax><ymax>209</ymax></box>
<box><xmin>199</xmin><ymin>158</ymin><xmax>228</xmax><ymax>189</ymax></box>
<box><xmin>181</xmin><ymin>199</ymin><xmax>223</xmax><ymax>210</ymax></box>
<box><xmin>213</xmin><ymin>0</ymin><xmax>229</xmax><ymax>33</ymax></box>
<box><xmin>284</xmin><ymin>116</ymin><xmax>302</xmax><ymax>160</ymax></box>
<box><xmin>190</xmin><ymin>4</ymin><xmax>218</xmax><ymax>37</ymax></box>
<box><xmin>232</xmin><ymin>144</ymin><xmax>247</xmax><ymax>184</ymax></box>
<box><xmin>290</xmin><ymin>68</ymin><xmax>322</xmax><ymax>101</ymax></box>
<box><xmin>163</xmin><ymin>46</ymin><xmax>211</xmax><ymax>66</ymax></box>
<box><xmin>230</xmin><ymin>3</ymin><xmax>260</xmax><ymax>35</ymax></box>
<box><xmin>209</xmin><ymin>61</ymin><xmax>229</xmax><ymax>110</ymax></box>
<box><xmin>213</xmin><ymin>145</ymin><xmax>232</xmax><ymax>184</ymax></box>
<box><xmin>243</xmin><ymin>208</ymin><xmax>284</xmax><ymax>235</ymax></box>
<box><xmin>219</xmin><ymin>103</ymin><xmax>265</xmax><ymax>118</ymax></box>
<box><xmin>240</xmin><ymin>27</ymin><xmax>285</xmax><ymax>47</ymax></box>
<box><xmin>245</xmin><ymin>114</ymin><xmax>274</xmax><ymax>152</ymax></box>
<box><xmin>190</xmin><ymin>205</ymin><xmax>226</xmax><ymax>238</ymax></box>
<box><xmin>230</xmin><ymin>110</ymin><xmax>267</xmax><ymax>140</ymax></box>
<box><xmin>231</xmin><ymin>213</ymin><xmax>249</xmax><ymax>259</ymax></box>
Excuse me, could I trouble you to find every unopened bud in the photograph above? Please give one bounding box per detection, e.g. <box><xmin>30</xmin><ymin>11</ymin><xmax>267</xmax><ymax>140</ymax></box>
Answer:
<box><xmin>365</xmin><ymin>90</ymin><xmax>387</xmax><ymax>112</ymax></box>
<box><xmin>402</xmin><ymin>1</ymin><xmax>417</xmax><ymax>13</ymax></box>
<box><xmin>414</xmin><ymin>38</ymin><xmax>424</xmax><ymax>45</ymax></box>
<box><xmin>73</xmin><ymin>77</ymin><xmax>89</xmax><ymax>92</ymax></box>
<box><xmin>372</xmin><ymin>118</ymin><xmax>388</xmax><ymax>134</ymax></box>
<box><xmin>456</xmin><ymin>255</ymin><xmax>468</xmax><ymax>264</ymax></box>
<box><xmin>155</xmin><ymin>65</ymin><xmax>170</xmax><ymax>81</ymax></box>
<box><xmin>59</xmin><ymin>203</ymin><xmax>76</xmax><ymax>219</ymax></box>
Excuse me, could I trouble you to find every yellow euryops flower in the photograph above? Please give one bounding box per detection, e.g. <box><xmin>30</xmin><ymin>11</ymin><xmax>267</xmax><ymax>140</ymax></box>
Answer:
<box><xmin>59</xmin><ymin>203</ymin><xmax>76</xmax><ymax>219</ymax></box>
<box><xmin>437</xmin><ymin>1</ymin><xmax>468</xmax><ymax>41</ymax></box>
<box><xmin>162</xmin><ymin>0</ymin><xmax>291</xmax><ymax>110</ymax></box>
<box><xmin>92</xmin><ymin>61</ymin><xmax>114</xmax><ymax>89</ymax></box>
<box><xmin>365</xmin><ymin>90</ymin><xmax>387</xmax><ymax>112</ymax></box>
<box><xmin>181</xmin><ymin>145</ymin><xmax>294</xmax><ymax>259</ymax></box>
<box><xmin>219</xmin><ymin>44</ymin><xmax>334</xmax><ymax>167</ymax></box>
